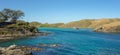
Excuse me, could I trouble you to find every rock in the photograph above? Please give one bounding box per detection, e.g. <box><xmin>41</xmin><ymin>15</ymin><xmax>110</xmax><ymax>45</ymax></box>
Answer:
<box><xmin>0</xmin><ymin>45</ymin><xmax>45</xmax><ymax>55</ymax></box>
<box><xmin>37</xmin><ymin>44</ymin><xmax>48</xmax><ymax>46</ymax></box>
<box><xmin>0</xmin><ymin>47</ymin><xmax>6</xmax><ymax>54</ymax></box>
<box><xmin>4</xmin><ymin>49</ymin><xmax>24</xmax><ymax>55</ymax></box>
<box><xmin>50</xmin><ymin>44</ymin><xmax>59</xmax><ymax>47</ymax></box>
<box><xmin>38</xmin><ymin>44</ymin><xmax>60</xmax><ymax>47</ymax></box>
<box><xmin>94</xmin><ymin>26</ymin><xmax>103</xmax><ymax>32</ymax></box>
<box><xmin>0</xmin><ymin>45</ymin><xmax>25</xmax><ymax>55</ymax></box>
<box><xmin>0</xmin><ymin>50</ymin><xmax>2</xmax><ymax>54</ymax></box>
<box><xmin>6</xmin><ymin>44</ymin><xmax>17</xmax><ymax>50</ymax></box>
<box><xmin>24</xmin><ymin>51</ymin><xmax>33</xmax><ymax>55</ymax></box>
<box><xmin>0</xmin><ymin>47</ymin><xmax>6</xmax><ymax>51</ymax></box>
<box><xmin>20</xmin><ymin>46</ymin><xmax>43</xmax><ymax>51</ymax></box>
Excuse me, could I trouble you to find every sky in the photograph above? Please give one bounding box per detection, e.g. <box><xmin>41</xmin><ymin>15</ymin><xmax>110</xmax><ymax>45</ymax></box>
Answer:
<box><xmin>0</xmin><ymin>0</ymin><xmax>120</xmax><ymax>23</ymax></box>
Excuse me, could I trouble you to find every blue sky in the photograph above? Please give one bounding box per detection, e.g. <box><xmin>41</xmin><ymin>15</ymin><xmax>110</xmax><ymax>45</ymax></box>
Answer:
<box><xmin>0</xmin><ymin>0</ymin><xmax>120</xmax><ymax>23</ymax></box>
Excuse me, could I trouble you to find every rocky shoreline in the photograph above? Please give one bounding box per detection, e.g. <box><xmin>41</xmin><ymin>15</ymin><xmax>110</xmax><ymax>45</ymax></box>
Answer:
<box><xmin>0</xmin><ymin>44</ymin><xmax>60</xmax><ymax>55</ymax></box>
<box><xmin>0</xmin><ymin>45</ymin><xmax>43</xmax><ymax>55</ymax></box>
<box><xmin>0</xmin><ymin>32</ymin><xmax>51</xmax><ymax>42</ymax></box>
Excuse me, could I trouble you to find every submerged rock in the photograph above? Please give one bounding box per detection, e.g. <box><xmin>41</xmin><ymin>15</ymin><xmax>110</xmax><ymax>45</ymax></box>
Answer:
<box><xmin>50</xmin><ymin>44</ymin><xmax>60</xmax><ymax>47</ymax></box>
<box><xmin>38</xmin><ymin>44</ymin><xmax>60</xmax><ymax>47</ymax></box>
<box><xmin>20</xmin><ymin>46</ymin><xmax>43</xmax><ymax>51</ymax></box>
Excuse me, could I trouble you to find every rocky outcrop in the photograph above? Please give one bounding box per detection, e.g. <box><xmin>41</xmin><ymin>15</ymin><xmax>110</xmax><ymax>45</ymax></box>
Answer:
<box><xmin>0</xmin><ymin>45</ymin><xmax>25</xmax><ymax>55</ymax></box>
<box><xmin>37</xmin><ymin>44</ymin><xmax>60</xmax><ymax>47</ymax></box>
<box><xmin>20</xmin><ymin>46</ymin><xmax>43</xmax><ymax>51</ymax></box>
<box><xmin>94</xmin><ymin>22</ymin><xmax>120</xmax><ymax>33</ymax></box>
<box><xmin>0</xmin><ymin>32</ymin><xmax>51</xmax><ymax>42</ymax></box>
<box><xmin>0</xmin><ymin>45</ymin><xmax>45</xmax><ymax>55</ymax></box>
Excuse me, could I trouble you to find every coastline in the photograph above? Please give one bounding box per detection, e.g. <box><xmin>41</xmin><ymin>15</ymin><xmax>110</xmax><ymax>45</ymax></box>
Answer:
<box><xmin>0</xmin><ymin>32</ymin><xmax>51</xmax><ymax>42</ymax></box>
<box><xmin>0</xmin><ymin>45</ymin><xmax>41</xmax><ymax>55</ymax></box>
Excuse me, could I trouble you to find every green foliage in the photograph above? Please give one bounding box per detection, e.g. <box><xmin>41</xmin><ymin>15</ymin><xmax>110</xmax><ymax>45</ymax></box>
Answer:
<box><xmin>0</xmin><ymin>20</ymin><xmax>38</xmax><ymax>35</ymax></box>
<box><xmin>51</xmin><ymin>23</ymin><xmax>64</xmax><ymax>27</ymax></box>
<box><xmin>40</xmin><ymin>23</ymin><xmax>51</xmax><ymax>27</ymax></box>
<box><xmin>60</xmin><ymin>19</ymin><xmax>93</xmax><ymax>28</ymax></box>
<box><xmin>40</xmin><ymin>23</ymin><xmax>64</xmax><ymax>28</ymax></box>
<box><xmin>29</xmin><ymin>22</ymin><xmax>42</xmax><ymax>27</ymax></box>
<box><xmin>0</xmin><ymin>19</ymin><xmax>4</xmax><ymax>22</ymax></box>
<box><xmin>0</xmin><ymin>8</ymin><xmax>24</xmax><ymax>22</ymax></box>
<box><xmin>0</xmin><ymin>8</ymin><xmax>39</xmax><ymax>36</ymax></box>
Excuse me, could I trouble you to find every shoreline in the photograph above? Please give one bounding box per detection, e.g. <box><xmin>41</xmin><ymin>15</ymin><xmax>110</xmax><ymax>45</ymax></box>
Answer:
<box><xmin>0</xmin><ymin>45</ymin><xmax>40</xmax><ymax>55</ymax></box>
<box><xmin>0</xmin><ymin>32</ymin><xmax>51</xmax><ymax>42</ymax></box>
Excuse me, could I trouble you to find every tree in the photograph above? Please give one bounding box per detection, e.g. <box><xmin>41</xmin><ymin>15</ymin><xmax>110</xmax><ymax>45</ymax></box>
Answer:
<box><xmin>0</xmin><ymin>11</ymin><xmax>9</xmax><ymax>22</ymax></box>
<box><xmin>11</xmin><ymin>10</ymin><xmax>24</xmax><ymax>22</ymax></box>
<box><xmin>0</xmin><ymin>8</ymin><xmax>24</xmax><ymax>22</ymax></box>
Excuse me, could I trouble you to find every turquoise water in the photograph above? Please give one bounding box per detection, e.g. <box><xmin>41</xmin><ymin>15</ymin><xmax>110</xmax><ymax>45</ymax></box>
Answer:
<box><xmin>0</xmin><ymin>28</ymin><xmax>120</xmax><ymax>55</ymax></box>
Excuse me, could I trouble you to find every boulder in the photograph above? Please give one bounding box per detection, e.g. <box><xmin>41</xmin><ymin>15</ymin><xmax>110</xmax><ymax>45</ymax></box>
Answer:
<box><xmin>50</xmin><ymin>44</ymin><xmax>60</xmax><ymax>47</ymax></box>
<box><xmin>4</xmin><ymin>49</ymin><xmax>24</xmax><ymax>55</ymax></box>
<box><xmin>0</xmin><ymin>45</ymin><xmax>25</xmax><ymax>55</ymax></box>
<box><xmin>6</xmin><ymin>44</ymin><xmax>17</xmax><ymax>50</ymax></box>
<box><xmin>24</xmin><ymin>51</ymin><xmax>33</xmax><ymax>55</ymax></box>
<box><xmin>20</xmin><ymin>46</ymin><xmax>43</xmax><ymax>51</ymax></box>
<box><xmin>38</xmin><ymin>44</ymin><xmax>60</xmax><ymax>47</ymax></box>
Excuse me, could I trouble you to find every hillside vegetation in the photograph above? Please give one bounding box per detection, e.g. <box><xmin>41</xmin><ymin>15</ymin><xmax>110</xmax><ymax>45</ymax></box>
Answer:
<box><xmin>60</xmin><ymin>18</ymin><xmax>120</xmax><ymax>28</ymax></box>
<box><xmin>89</xmin><ymin>18</ymin><xmax>120</xmax><ymax>28</ymax></box>
<box><xmin>60</xmin><ymin>19</ymin><xmax>93</xmax><ymax>28</ymax></box>
<box><xmin>0</xmin><ymin>8</ymin><xmax>46</xmax><ymax>38</ymax></box>
<box><xmin>94</xmin><ymin>22</ymin><xmax>120</xmax><ymax>33</ymax></box>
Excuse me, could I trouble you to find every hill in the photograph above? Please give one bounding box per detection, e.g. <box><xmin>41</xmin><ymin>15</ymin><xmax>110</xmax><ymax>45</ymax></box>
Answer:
<box><xmin>94</xmin><ymin>22</ymin><xmax>120</xmax><ymax>33</ymax></box>
<box><xmin>60</xmin><ymin>19</ymin><xmax>93</xmax><ymax>28</ymax></box>
<box><xmin>60</xmin><ymin>18</ymin><xmax>120</xmax><ymax>28</ymax></box>
<box><xmin>89</xmin><ymin>18</ymin><xmax>120</xmax><ymax>28</ymax></box>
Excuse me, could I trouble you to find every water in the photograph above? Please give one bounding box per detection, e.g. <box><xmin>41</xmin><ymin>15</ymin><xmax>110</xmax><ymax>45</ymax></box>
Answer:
<box><xmin>0</xmin><ymin>28</ymin><xmax>120</xmax><ymax>55</ymax></box>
